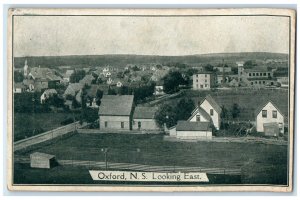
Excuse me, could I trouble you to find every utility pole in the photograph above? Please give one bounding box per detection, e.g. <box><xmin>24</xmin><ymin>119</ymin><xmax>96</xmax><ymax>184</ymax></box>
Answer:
<box><xmin>222</xmin><ymin>59</ymin><xmax>225</xmax><ymax>87</ymax></box>
<box><xmin>101</xmin><ymin>148</ymin><xmax>109</xmax><ymax>170</ymax></box>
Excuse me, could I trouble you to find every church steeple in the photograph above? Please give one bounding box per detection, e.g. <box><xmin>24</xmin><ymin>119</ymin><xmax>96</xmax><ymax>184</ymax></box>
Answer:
<box><xmin>24</xmin><ymin>59</ymin><xmax>29</xmax><ymax>77</ymax></box>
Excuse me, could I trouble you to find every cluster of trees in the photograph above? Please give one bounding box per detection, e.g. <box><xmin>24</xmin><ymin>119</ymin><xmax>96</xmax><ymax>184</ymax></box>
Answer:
<box><xmin>69</xmin><ymin>70</ymin><xmax>86</xmax><ymax>83</ymax></box>
<box><xmin>14</xmin><ymin>71</ymin><xmax>24</xmax><ymax>83</ymax></box>
<box><xmin>107</xmin><ymin>82</ymin><xmax>155</xmax><ymax>103</ymax></box>
<box><xmin>14</xmin><ymin>92</ymin><xmax>65</xmax><ymax>113</ymax></box>
<box><xmin>220</xmin><ymin>103</ymin><xmax>241</xmax><ymax>129</ymax></box>
<box><xmin>163</xmin><ymin>71</ymin><xmax>187</xmax><ymax>94</ymax></box>
<box><xmin>154</xmin><ymin>98</ymin><xmax>195</xmax><ymax>128</ymax></box>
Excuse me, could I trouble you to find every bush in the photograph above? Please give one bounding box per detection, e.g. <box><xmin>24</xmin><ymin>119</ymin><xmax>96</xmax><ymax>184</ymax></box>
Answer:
<box><xmin>61</xmin><ymin>117</ymin><xmax>76</xmax><ymax>125</ymax></box>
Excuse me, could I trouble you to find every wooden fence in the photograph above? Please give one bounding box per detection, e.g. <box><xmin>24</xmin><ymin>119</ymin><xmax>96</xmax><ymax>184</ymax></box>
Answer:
<box><xmin>14</xmin><ymin>122</ymin><xmax>87</xmax><ymax>152</ymax></box>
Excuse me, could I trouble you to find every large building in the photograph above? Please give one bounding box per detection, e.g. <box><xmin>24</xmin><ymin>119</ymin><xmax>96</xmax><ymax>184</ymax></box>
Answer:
<box><xmin>237</xmin><ymin>62</ymin><xmax>277</xmax><ymax>87</ymax></box>
<box><xmin>98</xmin><ymin>95</ymin><xmax>134</xmax><ymax>130</ymax></box>
<box><xmin>192</xmin><ymin>72</ymin><xmax>217</xmax><ymax>90</ymax></box>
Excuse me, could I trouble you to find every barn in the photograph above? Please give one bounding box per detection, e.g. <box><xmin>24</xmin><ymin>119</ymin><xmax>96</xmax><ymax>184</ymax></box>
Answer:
<box><xmin>98</xmin><ymin>95</ymin><xmax>134</xmax><ymax>130</ymax></box>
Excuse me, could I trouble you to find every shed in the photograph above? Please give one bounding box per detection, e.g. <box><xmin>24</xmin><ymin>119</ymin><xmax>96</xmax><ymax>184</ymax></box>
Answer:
<box><xmin>173</xmin><ymin>121</ymin><xmax>212</xmax><ymax>140</ymax></box>
<box><xmin>30</xmin><ymin>152</ymin><xmax>56</xmax><ymax>169</ymax></box>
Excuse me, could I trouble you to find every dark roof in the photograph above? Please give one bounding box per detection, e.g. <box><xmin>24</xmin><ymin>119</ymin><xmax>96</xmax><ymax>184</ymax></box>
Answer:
<box><xmin>133</xmin><ymin>106</ymin><xmax>158</xmax><ymax>119</ymax></box>
<box><xmin>244</xmin><ymin>68</ymin><xmax>269</xmax><ymax>72</ymax></box>
<box><xmin>188</xmin><ymin>106</ymin><xmax>211</xmax><ymax>121</ymax></box>
<box><xmin>176</xmin><ymin>121</ymin><xmax>211</xmax><ymax>131</ymax></box>
<box><xmin>200</xmin><ymin>95</ymin><xmax>222</xmax><ymax>114</ymax></box>
<box><xmin>99</xmin><ymin>95</ymin><xmax>134</xmax><ymax>116</ymax></box>
<box><xmin>87</xmin><ymin>85</ymin><xmax>99</xmax><ymax>97</ymax></box>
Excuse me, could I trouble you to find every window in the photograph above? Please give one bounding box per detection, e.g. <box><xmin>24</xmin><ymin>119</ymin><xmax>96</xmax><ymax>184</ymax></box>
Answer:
<box><xmin>121</xmin><ymin>122</ymin><xmax>124</xmax><ymax>128</ymax></box>
<box><xmin>138</xmin><ymin>121</ymin><xmax>141</xmax><ymax>129</ymax></box>
<box><xmin>263</xmin><ymin>81</ymin><xmax>265</xmax><ymax>84</ymax></box>
<box><xmin>272</xmin><ymin>110</ymin><xmax>277</xmax><ymax>118</ymax></box>
<box><xmin>262</xmin><ymin>110</ymin><xmax>267</xmax><ymax>118</ymax></box>
<box><xmin>196</xmin><ymin>115</ymin><xmax>200</xmax><ymax>122</ymax></box>
<box><xmin>267</xmin><ymin>73</ymin><xmax>270</xmax><ymax>76</ymax></box>
<box><xmin>205</xmin><ymin>74</ymin><xmax>207</xmax><ymax>77</ymax></box>
<box><xmin>105</xmin><ymin>121</ymin><xmax>108</xmax><ymax>128</ymax></box>
<box><xmin>196</xmin><ymin>74</ymin><xmax>198</xmax><ymax>77</ymax></box>
<box><xmin>260</xmin><ymin>73</ymin><xmax>262</xmax><ymax>76</ymax></box>
<box><xmin>256</xmin><ymin>73</ymin><xmax>259</xmax><ymax>76</ymax></box>
<box><xmin>263</xmin><ymin>73</ymin><xmax>266</xmax><ymax>76</ymax></box>
<box><xmin>251</xmin><ymin>82</ymin><xmax>253</xmax><ymax>85</ymax></box>
<box><xmin>205</xmin><ymin>79</ymin><xmax>207</xmax><ymax>83</ymax></box>
<box><xmin>249</xmin><ymin>73</ymin><xmax>252</xmax><ymax>76</ymax></box>
<box><xmin>259</xmin><ymin>81</ymin><xmax>261</xmax><ymax>84</ymax></box>
<box><xmin>210</xmin><ymin>109</ymin><xmax>214</xmax><ymax>116</ymax></box>
<box><xmin>205</xmin><ymin>84</ymin><xmax>208</xmax><ymax>87</ymax></box>
<box><xmin>196</xmin><ymin>79</ymin><xmax>198</xmax><ymax>82</ymax></box>
<box><xmin>255</xmin><ymin>81</ymin><xmax>257</xmax><ymax>84</ymax></box>
<box><xmin>200</xmin><ymin>85</ymin><xmax>203</xmax><ymax>88</ymax></box>
<box><xmin>279</xmin><ymin>123</ymin><xmax>283</xmax><ymax>131</ymax></box>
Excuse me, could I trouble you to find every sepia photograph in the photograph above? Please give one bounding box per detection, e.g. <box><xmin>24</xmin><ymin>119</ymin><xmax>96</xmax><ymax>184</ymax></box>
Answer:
<box><xmin>7</xmin><ymin>8</ymin><xmax>295</xmax><ymax>192</ymax></box>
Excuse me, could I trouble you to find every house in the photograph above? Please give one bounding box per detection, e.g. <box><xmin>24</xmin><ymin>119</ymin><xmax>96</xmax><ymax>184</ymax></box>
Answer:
<box><xmin>64</xmin><ymin>83</ymin><xmax>84</xmax><ymax>97</ymax></box>
<box><xmin>40</xmin><ymin>89</ymin><xmax>57</xmax><ymax>104</ymax></box>
<box><xmin>192</xmin><ymin>72</ymin><xmax>217</xmax><ymax>90</ymax></box>
<box><xmin>169</xmin><ymin>121</ymin><xmax>212</xmax><ymax>140</ymax></box>
<box><xmin>150</xmin><ymin>69</ymin><xmax>168</xmax><ymax>82</ymax></box>
<box><xmin>255</xmin><ymin>101</ymin><xmax>285</xmax><ymax>136</ymax></box>
<box><xmin>79</xmin><ymin>74</ymin><xmax>95</xmax><ymax>86</ymax></box>
<box><xmin>189</xmin><ymin>95</ymin><xmax>222</xmax><ymax>130</ymax></box>
<box><xmin>98</xmin><ymin>95</ymin><xmax>134</xmax><ymax>130</ymax></box>
<box><xmin>86</xmin><ymin>85</ymin><xmax>101</xmax><ymax>107</ymax></box>
<box><xmin>154</xmin><ymin>80</ymin><xmax>165</xmax><ymax>95</ymax></box>
<box><xmin>133</xmin><ymin>107</ymin><xmax>161</xmax><ymax>130</ymax></box>
<box><xmin>14</xmin><ymin>83</ymin><xmax>26</xmax><ymax>93</ymax></box>
<box><xmin>63</xmin><ymin>70</ymin><xmax>74</xmax><ymax>82</ymax></box>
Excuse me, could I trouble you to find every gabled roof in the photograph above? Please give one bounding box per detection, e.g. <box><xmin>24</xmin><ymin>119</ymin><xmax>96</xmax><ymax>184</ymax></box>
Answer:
<box><xmin>176</xmin><ymin>121</ymin><xmax>211</xmax><ymax>131</ymax></box>
<box><xmin>64</xmin><ymin>83</ymin><xmax>84</xmax><ymax>96</ymax></box>
<box><xmin>188</xmin><ymin>106</ymin><xmax>211</xmax><ymax>121</ymax></box>
<box><xmin>99</xmin><ymin>95</ymin><xmax>134</xmax><ymax>116</ymax></box>
<box><xmin>199</xmin><ymin>95</ymin><xmax>222</xmax><ymax>114</ymax></box>
<box><xmin>133</xmin><ymin>106</ymin><xmax>158</xmax><ymax>119</ymax></box>
<box><xmin>254</xmin><ymin>100</ymin><xmax>285</xmax><ymax>118</ymax></box>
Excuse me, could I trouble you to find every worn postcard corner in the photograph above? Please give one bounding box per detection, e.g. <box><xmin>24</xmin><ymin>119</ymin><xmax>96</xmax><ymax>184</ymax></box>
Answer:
<box><xmin>7</xmin><ymin>8</ymin><xmax>295</xmax><ymax>192</ymax></box>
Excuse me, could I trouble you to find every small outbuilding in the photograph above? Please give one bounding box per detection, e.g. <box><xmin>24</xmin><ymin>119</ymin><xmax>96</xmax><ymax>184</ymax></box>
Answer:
<box><xmin>170</xmin><ymin>121</ymin><xmax>212</xmax><ymax>140</ymax></box>
<box><xmin>30</xmin><ymin>152</ymin><xmax>56</xmax><ymax>169</ymax></box>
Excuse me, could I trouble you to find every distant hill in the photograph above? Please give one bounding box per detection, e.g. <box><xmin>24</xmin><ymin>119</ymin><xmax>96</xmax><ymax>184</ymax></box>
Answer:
<box><xmin>13</xmin><ymin>52</ymin><xmax>288</xmax><ymax>69</ymax></box>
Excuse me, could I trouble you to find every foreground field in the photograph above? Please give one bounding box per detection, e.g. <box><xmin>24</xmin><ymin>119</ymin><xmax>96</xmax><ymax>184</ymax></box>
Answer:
<box><xmin>13</xmin><ymin>112</ymin><xmax>80</xmax><ymax>141</ymax></box>
<box><xmin>15</xmin><ymin>133</ymin><xmax>288</xmax><ymax>185</ymax></box>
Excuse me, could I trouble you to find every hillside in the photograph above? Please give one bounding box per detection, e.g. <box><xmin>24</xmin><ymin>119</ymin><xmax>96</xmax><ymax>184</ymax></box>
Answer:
<box><xmin>13</xmin><ymin>52</ymin><xmax>288</xmax><ymax>69</ymax></box>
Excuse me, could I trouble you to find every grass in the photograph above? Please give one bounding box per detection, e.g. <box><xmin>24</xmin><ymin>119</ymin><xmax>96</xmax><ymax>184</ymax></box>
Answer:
<box><xmin>13</xmin><ymin>112</ymin><xmax>81</xmax><ymax>141</ymax></box>
<box><xmin>15</xmin><ymin>133</ymin><xmax>288</xmax><ymax>185</ymax></box>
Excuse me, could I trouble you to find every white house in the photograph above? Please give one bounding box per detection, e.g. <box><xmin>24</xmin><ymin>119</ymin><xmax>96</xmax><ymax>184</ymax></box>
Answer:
<box><xmin>255</xmin><ymin>101</ymin><xmax>285</xmax><ymax>136</ymax></box>
<box><xmin>188</xmin><ymin>95</ymin><xmax>221</xmax><ymax>130</ymax></box>
<box><xmin>40</xmin><ymin>89</ymin><xmax>57</xmax><ymax>104</ymax></box>
<box><xmin>169</xmin><ymin>121</ymin><xmax>212</xmax><ymax>140</ymax></box>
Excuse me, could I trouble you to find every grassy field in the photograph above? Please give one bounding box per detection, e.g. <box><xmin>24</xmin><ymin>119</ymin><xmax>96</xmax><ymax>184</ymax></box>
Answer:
<box><xmin>15</xmin><ymin>133</ymin><xmax>288</xmax><ymax>185</ymax></box>
<box><xmin>13</xmin><ymin>112</ymin><xmax>81</xmax><ymax>141</ymax></box>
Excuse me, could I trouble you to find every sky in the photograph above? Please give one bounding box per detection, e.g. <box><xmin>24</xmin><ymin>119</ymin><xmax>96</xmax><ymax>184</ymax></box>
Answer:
<box><xmin>13</xmin><ymin>15</ymin><xmax>290</xmax><ymax>57</ymax></box>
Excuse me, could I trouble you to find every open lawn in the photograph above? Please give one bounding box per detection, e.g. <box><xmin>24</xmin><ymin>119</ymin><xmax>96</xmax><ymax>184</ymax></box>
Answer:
<box><xmin>16</xmin><ymin>133</ymin><xmax>288</xmax><ymax>185</ymax></box>
<box><xmin>13</xmin><ymin>112</ymin><xmax>81</xmax><ymax>141</ymax></box>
